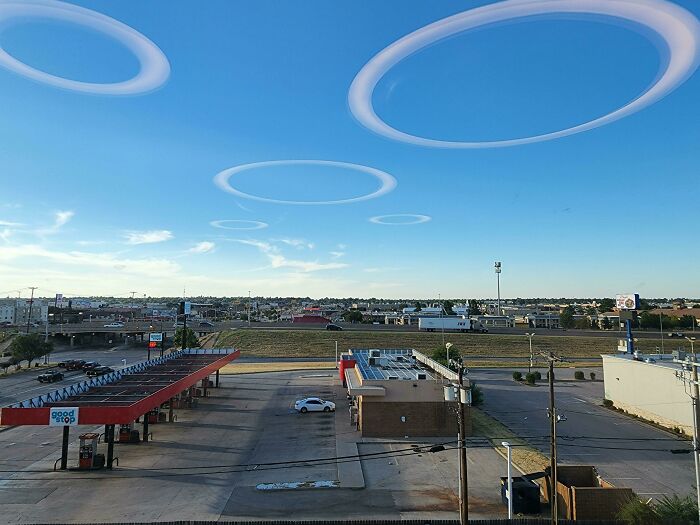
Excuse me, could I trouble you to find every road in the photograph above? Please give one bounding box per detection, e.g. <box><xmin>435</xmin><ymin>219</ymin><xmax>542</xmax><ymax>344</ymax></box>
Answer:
<box><xmin>0</xmin><ymin>345</ymin><xmax>149</xmax><ymax>407</ymax></box>
<box><xmin>13</xmin><ymin>319</ymin><xmax>678</xmax><ymax>340</ymax></box>
<box><xmin>470</xmin><ymin>367</ymin><xmax>695</xmax><ymax>498</ymax></box>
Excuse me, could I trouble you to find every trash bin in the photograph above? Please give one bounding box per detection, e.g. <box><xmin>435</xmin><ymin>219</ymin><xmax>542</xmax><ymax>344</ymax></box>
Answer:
<box><xmin>500</xmin><ymin>476</ymin><xmax>541</xmax><ymax>514</ymax></box>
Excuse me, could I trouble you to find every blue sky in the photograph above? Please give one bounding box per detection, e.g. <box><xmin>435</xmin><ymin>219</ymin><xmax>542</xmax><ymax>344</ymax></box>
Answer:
<box><xmin>0</xmin><ymin>0</ymin><xmax>699</xmax><ymax>299</ymax></box>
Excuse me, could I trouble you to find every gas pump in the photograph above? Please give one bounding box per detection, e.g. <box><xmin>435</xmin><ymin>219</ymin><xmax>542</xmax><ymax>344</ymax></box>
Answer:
<box><xmin>147</xmin><ymin>408</ymin><xmax>160</xmax><ymax>424</ymax></box>
<box><xmin>78</xmin><ymin>433</ymin><xmax>101</xmax><ymax>469</ymax></box>
<box><xmin>118</xmin><ymin>423</ymin><xmax>140</xmax><ymax>443</ymax></box>
<box><xmin>119</xmin><ymin>423</ymin><xmax>132</xmax><ymax>443</ymax></box>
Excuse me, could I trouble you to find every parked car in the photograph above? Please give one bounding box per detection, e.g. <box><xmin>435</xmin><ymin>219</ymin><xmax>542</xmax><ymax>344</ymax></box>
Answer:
<box><xmin>37</xmin><ymin>370</ymin><xmax>64</xmax><ymax>383</ymax></box>
<box><xmin>64</xmin><ymin>360</ymin><xmax>86</xmax><ymax>370</ymax></box>
<box><xmin>81</xmin><ymin>361</ymin><xmax>101</xmax><ymax>371</ymax></box>
<box><xmin>199</xmin><ymin>321</ymin><xmax>214</xmax><ymax>327</ymax></box>
<box><xmin>103</xmin><ymin>322</ymin><xmax>125</xmax><ymax>328</ymax></box>
<box><xmin>294</xmin><ymin>397</ymin><xmax>336</xmax><ymax>413</ymax></box>
<box><xmin>86</xmin><ymin>366</ymin><xmax>113</xmax><ymax>377</ymax></box>
<box><xmin>325</xmin><ymin>323</ymin><xmax>343</xmax><ymax>331</ymax></box>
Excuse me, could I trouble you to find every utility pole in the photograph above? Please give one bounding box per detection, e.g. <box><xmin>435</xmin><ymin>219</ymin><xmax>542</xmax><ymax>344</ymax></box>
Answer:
<box><xmin>540</xmin><ymin>350</ymin><xmax>561</xmax><ymax>524</ymax></box>
<box><xmin>248</xmin><ymin>290</ymin><xmax>251</xmax><ymax>327</ymax></box>
<box><xmin>25</xmin><ymin>286</ymin><xmax>37</xmax><ymax>334</ymax></box>
<box><xmin>458</xmin><ymin>365</ymin><xmax>469</xmax><ymax>525</ymax></box>
<box><xmin>526</xmin><ymin>332</ymin><xmax>535</xmax><ymax>374</ymax></box>
<box><xmin>674</xmin><ymin>348</ymin><xmax>700</xmax><ymax>524</ymax></box>
<box><xmin>439</xmin><ymin>293</ymin><xmax>445</xmax><ymax>348</ymax></box>
<box><xmin>660</xmin><ymin>313</ymin><xmax>665</xmax><ymax>353</ymax></box>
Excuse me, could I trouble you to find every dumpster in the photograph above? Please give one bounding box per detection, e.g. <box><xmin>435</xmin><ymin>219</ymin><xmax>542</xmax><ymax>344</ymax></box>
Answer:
<box><xmin>501</xmin><ymin>476</ymin><xmax>541</xmax><ymax>514</ymax></box>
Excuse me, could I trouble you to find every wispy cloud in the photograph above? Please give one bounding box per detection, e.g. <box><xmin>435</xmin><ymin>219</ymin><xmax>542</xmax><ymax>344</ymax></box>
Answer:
<box><xmin>0</xmin><ymin>228</ymin><xmax>12</xmax><ymax>243</ymax></box>
<box><xmin>230</xmin><ymin>239</ymin><xmax>347</xmax><ymax>272</ymax></box>
<box><xmin>0</xmin><ymin>244</ymin><xmax>180</xmax><ymax>277</ymax></box>
<box><xmin>276</xmin><ymin>238</ymin><xmax>315</xmax><ymax>250</ymax></box>
<box><xmin>124</xmin><ymin>230</ymin><xmax>173</xmax><ymax>245</ymax></box>
<box><xmin>0</xmin><ymin>220</ymin><xmax>23</xmax><ymax>227</ymax></box>
<box><xmin>36</xmin><ymin>210</ymin><xmax>74</xmax><ymax>235</ymax></box>
<box><xmin>330</xmin><ymin>251</ymin><xmax>345</xmax><ymax>259</ymax></box>
<box><xmin>188</xmin><ymin>241</ymin><xmax>215</xmax><ymax>254</ymax></box>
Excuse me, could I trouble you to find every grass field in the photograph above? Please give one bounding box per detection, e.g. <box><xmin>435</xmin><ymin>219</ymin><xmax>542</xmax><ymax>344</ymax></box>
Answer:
<box><xmin>213</xmin><ymin>328</ymin><xmax>677</xmax><ymax>359</ymax></box>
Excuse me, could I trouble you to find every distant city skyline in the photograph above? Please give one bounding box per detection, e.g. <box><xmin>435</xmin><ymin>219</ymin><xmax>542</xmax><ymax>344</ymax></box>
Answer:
<box><xmin>1</xmin><ymin>0</ymin><xmax>699</xmax><ymax>298</ymax></box>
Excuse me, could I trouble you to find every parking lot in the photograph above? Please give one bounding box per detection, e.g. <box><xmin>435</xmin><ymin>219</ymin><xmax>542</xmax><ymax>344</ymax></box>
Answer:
<box><xmin>0</xmin><ymin>367</ymin><xmax>513</xmax><ymax>522</ymax></box>
<box><xmin>470</xmin><ymin>367</ymin><xmax>695</xmax><ymax>498</ymax></box>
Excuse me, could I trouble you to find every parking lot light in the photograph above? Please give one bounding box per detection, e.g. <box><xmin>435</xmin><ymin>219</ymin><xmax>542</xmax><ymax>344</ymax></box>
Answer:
<box><xmin>502</xmin><ymin>441</ymin><xmax>513</xmax><ymax>519</ymax></box>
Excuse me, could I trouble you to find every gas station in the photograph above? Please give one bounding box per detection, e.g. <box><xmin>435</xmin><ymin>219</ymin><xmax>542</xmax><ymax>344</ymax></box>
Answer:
<box><xmin>0</xmin><ymin>347</ymin><xmax>239</xmax><ymax>471</ymax></box>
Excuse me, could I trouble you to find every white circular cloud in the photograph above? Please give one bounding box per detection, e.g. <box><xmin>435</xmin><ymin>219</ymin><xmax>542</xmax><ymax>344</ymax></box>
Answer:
<box><xmin>348</xmin><ymin>0</ymin><xmax>700</xmax><ymax>148</ymax></box>
<box><xmin>209</xmin><ymin>219</ymin><xmax>269</xmax><ymax>230</ymax></box>
<box><xmin>213</xmin><ymin>160</ymin><xmax>398</xmax><ymax>205</ymax></box>
<box><xmin>0</xmin><ymin>0</ymin><xmax>170</xmax><ymax>95</ymax></box>
<box><xmin>369</xmin><ymin>214</ymin><xmax>432</xmax><ymax>225</ymax></box>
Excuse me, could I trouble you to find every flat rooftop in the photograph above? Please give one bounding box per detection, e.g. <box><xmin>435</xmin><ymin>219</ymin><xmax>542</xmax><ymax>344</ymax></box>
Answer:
<box><xmin>349</xmin><ymin>348</ymin><xmax>435</xmax><ymax>381</ymax></box>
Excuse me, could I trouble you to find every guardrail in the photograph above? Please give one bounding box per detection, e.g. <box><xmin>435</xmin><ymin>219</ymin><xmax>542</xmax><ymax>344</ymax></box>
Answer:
<box><xmin>8</xmin><ymin>347</ymin><xmax>236</xmax><ymax>408</ymax></box>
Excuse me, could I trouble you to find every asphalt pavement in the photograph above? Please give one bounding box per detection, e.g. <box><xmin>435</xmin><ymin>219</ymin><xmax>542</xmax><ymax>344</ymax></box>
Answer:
<box><xmin>470</xmin><ymin>367</ymin><xmax>695</xmax><ymax>498</ymax></box>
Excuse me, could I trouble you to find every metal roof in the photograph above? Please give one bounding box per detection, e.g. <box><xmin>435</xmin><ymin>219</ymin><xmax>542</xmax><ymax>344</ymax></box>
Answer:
<box><xmin>0</xmin><ymin>348</ymin><xmax>239</xmax><ymax>426</ymax></box>
<box><xmin>350</xmin><ymin>348</ymin><xmax>433</xmax><ymax>381</ymax></box>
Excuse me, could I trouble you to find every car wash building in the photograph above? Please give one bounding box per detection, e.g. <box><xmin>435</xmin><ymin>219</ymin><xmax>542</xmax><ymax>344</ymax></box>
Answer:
<box><xmin>340</xmin><ymin>348</ymin><xmax>469</xmax><ymax>438</ymax></box>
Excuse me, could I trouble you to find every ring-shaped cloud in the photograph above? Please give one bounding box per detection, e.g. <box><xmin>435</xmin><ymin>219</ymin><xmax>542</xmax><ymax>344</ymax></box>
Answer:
<box><xmin>213</xmin><ymin>160</ymin><xmax>397</xmax><ymax>205</ymax></box>
<box><xmin>348</xmin><ymin>0</ymin><xmax>700</xmax><ymax>148</ymax></box>
<box><xmin>210</xmin><ymin>220</ymin><xmax>269</xmax><ymax>231</ymax></box>
<box><xmin>369</xmin><ymin>214</ymin><xmax>432</xmax><ymax>225</ymax></box>
<box><xmin>0</xmin><ymin>0</ymin><xmax>170</xmax><ymax>95</ymax></box>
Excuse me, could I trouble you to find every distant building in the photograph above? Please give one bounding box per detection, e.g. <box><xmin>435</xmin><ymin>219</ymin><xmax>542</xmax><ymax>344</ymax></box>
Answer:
<box><xmin>292</xmin><ymin>314</ymin><xmax>331</xmax><ymax>324</ymax></box>
<box><xmin>525</xmin><ymin>313</ymin><xmax>560</xmax><ymax>329</ymax></box>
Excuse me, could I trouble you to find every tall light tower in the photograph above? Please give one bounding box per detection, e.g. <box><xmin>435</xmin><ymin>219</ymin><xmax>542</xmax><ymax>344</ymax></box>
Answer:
<box><xmin>494</xmin><ymin>262</ymin><xmax>502</xmax><ymax>316</ymax></box>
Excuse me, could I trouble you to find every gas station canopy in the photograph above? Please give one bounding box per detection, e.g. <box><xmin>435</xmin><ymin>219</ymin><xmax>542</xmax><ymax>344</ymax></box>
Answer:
<box><xmin>0</xmin><ymin>348</ymin><xmax>239</xmax><ymax>426</ymax></box>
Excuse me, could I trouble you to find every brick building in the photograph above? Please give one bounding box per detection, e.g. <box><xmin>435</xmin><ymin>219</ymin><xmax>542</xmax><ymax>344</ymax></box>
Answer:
<box><xmin>341</xmin><ymin>348</ymin><xmax>469</xmax><ymax>438</ymax></box>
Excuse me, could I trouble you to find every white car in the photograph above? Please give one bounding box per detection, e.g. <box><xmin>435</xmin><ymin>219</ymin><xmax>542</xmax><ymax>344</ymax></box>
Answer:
<box><xmin>103</xmin><ymin>322</ymin><xmax>125</xmax><ymax>328</ymax></box>
<box><xmin>294</xmin><ymin>397</ymin><xmax>336</xmax><ymax>413</ymax></box>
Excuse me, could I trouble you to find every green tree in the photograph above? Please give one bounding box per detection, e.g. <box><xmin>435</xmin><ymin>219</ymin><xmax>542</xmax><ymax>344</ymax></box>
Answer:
<box><xmin>443</xmin><ymin>300</ymin><xmax>455</xmax><ymax>315</ymax></box>
<box><xmin>602</xmin><ymin>316</ymin><xmax>612</xmax><ymax>330</ymax></box>
<box><xmin>414</xmin><ymin>302</ymin><xmax>423</xmax><ymax>312</ymax></box>
<box><xmin>559</xmin><ymin>306</ymin><xmax>575</xmax><ymax>329</ymax></box>
<box><xmin>468</xmin><ymin>299</ymin><xmax>481</xmax><ymax>316</ymax></box>
<box><xmin>590</xmin><ymin>318</ymin><xmax>599</xmax><ymax>329</ymax></box>
<box><xmin>598</xmin><ymin>298</ymin><xmax>616</xmax><ymax>312</ymax></box>
<box><xmin>10</xmin><ymin>334</ymin><xmax>53</xmax><ymax>368</ymax></box>
<box><xmin>574</xmin><ymin>318</ymin><xmax>590</xmax><ymax>330</ymax></box>
<box><xmin>343</xmin><ymin>310</ymin><xmax>363</xmax><ymax>323</ymax></box>
<box><xmin>174</xmin><ymin>327</ymin><xmax>199</xmax><ymax>348</ymax></box>
<box><xmin>470</xmin><ymin>382</ymin><xmax>484</xmax><ymax>406</ymax></box>
<box><xmin>640</xmin><ymin>311</ymin><xmax>659</xmax><ymax>329</ymax></box>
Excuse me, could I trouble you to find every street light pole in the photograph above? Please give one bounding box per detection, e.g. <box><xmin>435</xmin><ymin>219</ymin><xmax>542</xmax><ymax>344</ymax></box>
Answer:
<box><xmin>494</xmin><ymin>262</ymin><xmax>502</xmax><ymax>316</ymax></box>
<box><xmin>526</xmin><ymin>333</ymin><xmax>534</xmax><ymax>374</ymax></box>
<box><xmin>502</xmin><ymin>441</ymin><xmax>513</xmax><ymax>519</ymax></box>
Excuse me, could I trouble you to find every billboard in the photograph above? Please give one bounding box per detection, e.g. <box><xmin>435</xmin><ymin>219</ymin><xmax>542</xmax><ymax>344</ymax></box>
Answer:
<box><xmin>149</xmin><ymin>332</ymin><xmax>163</xmax><ymax>342</ymax></box>
<box><xmin>55</xmin><ymin>293</ymin><xmax>63</xmax><ymax>307</ymax></box>
<box><xmin>616</xmin><ymin>294</ymin><xmax>640</xmax><ymax>310</ymax></box>
<box><xmin>49</xmin><ymin>407</ymin><xmax>79</xmax><ymax>426</ymax></box>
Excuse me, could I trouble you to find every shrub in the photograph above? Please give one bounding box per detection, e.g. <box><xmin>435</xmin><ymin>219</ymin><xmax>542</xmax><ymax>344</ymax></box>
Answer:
<box><xmin>534</xmin><ymin>371</ymin><xmax>542</xmax><ymax>380</ymax></box>
<box><xmin>525</xmin><ymin>373</ymin><xmax>536</xmax><ymax>385</ymax></box>
<box><xmin>617</xmin><ymin>496</ymin><xmax>660</xmax><ymax>525</ymax></box>
<box><xmin>590</xmin><ymin>372</ymin><xmax>596</xmax><ymax>380</ymax></box>
<box><xmin>655</xmin><ymin>494</ymin><xmax>698</xmax><ymax>524</ymax></box>
<box><xmin>574</xmin><ymin>371</ymin><xmax>585</xmax><ymax>380</ymax></box>
<box><xmin>470</xmin><ymin>382</ymin><xmax>484</xmax><ymax>406</ymax></box>
<box><xmin>512</xmin><ymin>371</ymin><xmax>522</xmax><ymax>381</ymax></box>
<box><xmin>602</xmin><ymin>399</ymin><xmax>614</xmax><ymax>408</ymax></box>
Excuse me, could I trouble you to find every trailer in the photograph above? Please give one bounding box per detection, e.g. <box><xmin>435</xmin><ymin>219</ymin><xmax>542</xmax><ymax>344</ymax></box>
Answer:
<box><xmin>418</xmin><ymin>317</ymin><xmax>488</xmax><ymax>333</ymax></box>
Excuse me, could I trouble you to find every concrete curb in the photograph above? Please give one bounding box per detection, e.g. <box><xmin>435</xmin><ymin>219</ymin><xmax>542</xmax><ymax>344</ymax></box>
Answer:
<box><xmin>336</xmin><ymin>441</ymin><xmax>365</xmax><ymax>489</ymax></box>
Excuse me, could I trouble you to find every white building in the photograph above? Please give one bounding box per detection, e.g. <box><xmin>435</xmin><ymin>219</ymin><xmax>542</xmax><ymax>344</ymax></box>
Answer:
<box><xmin>603</xmin><ymin>353</ymin><xmax>693</xmax><ymax>434</ymax></box>
<box><xmin>0</xmin><ymin>302</ymin><xmax>15</xmax><ymax>324</ymax></box>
